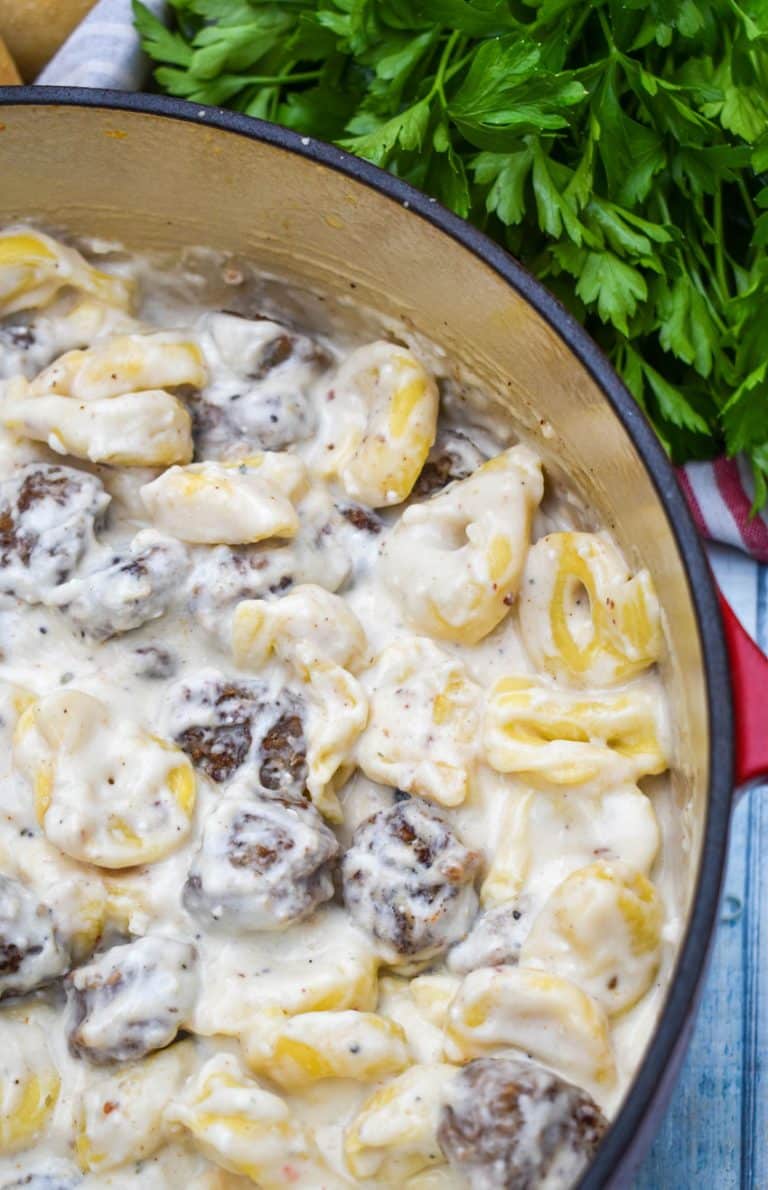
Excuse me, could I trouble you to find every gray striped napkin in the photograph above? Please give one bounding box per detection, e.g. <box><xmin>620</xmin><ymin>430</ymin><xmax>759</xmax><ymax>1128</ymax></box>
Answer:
<box><xmin>36</xmin><ymin>0</ymin><xmax>166</xmax><ymax>90</ymax></box>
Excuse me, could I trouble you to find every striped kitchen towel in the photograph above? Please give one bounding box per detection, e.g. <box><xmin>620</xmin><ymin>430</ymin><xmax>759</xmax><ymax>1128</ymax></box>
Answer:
<box><xmin>679</xmin><ymin>460</ymin><xmax>768</xmax><ymax>563</ymax></box>
<box><xmin>36</xmin><ymin>0</ymin><xmax>165</xmax><ymax>91</ymax></box>
<box><xmin>36</xmin><ymin>0</ymin><xmax>768</xmax><ymax>566</ymax></box>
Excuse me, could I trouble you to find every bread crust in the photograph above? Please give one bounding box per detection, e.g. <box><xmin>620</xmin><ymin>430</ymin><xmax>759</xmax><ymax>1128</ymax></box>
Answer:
<box><xmin>0</xmin><ymin>32</ymin><xmax>20</xmax><ymax>84</ymax></box>
<box><xmin>0</xmin><ymin>0</ymin><xmax>96</xmax><ymax>79</ymax></box>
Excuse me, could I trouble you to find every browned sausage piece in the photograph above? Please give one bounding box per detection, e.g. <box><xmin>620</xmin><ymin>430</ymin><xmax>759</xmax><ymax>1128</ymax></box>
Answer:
<box><xmin>51</xmin><ymin>531</ymin><xmax>188</xmax><ymax>640</ymax></box>
<box><xmin>167</xmin><ymin>671</ymin><xmax>308</xmax><ymax>796</ymax></box>
<box><xmin>66</xmin><ymin>935</ymin><xmax>197</xmax><ymax>1065</ymax></box>
<box><xmin>0</xmin><ymin>874</ymin><xmax>70</xmax><ymax>1000</ymax></box>
<box><xmin>342</xmin><ymin>798</ymin><xmax>481</xmax><ymax>965</ymax></box>
<box><xmin>438</xmin><ymin>1057</ymin><xmax>608</xmax><ymax>1190</ymax></box>
<box><xmin>412</xmin><ymin>428</ymin><xmax>486</xmax><ymax>499</ymax></box>
<box><xmin>0</xmin><ymin>463</ymin><xmax>109</xmax><ymax>602</ymax></box>
<box><xmin>183</xmin><ymin>796</ymin><xmax>339</xmax><ymax>931</ymax></box>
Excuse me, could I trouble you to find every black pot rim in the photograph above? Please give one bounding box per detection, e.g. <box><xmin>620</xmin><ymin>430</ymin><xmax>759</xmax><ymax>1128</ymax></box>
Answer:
<box><xmin>0</xmin><ymin>85</ymin><xmax>735</xmax><ymax>1184</ymax></box>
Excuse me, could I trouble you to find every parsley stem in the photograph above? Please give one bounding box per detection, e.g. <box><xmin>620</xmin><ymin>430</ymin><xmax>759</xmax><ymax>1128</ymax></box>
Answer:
<box><xmin>597</xmin><ymin>7</ymin><xmax>617</xmax><ymax>52</ymax></box>
<box><xmin>686</xmin><ymin>253</ymin><xmax>728</xmax><ymax>333</ymax></box>
<box><xmin>567</xmin><ymin>4</ymin><xmax>597</xmax><ymax>51</ymax></box>
<box><xmin>242</xmin><ymin>70</ymin><xmax>322</xmax><ymax>86</ymax></box>
<box><xmin>432</xmin><ymin>30</ymin><xmax>462</xmax><ymax>107</ymax></box>
<box><xmin>736</xmin><ymin>175</ymin><xmax>757</xmax><ymax>226</ymax></box>
<box><xmin>713</xmin><ymin>185</ymin><xmax>729</xmax><ymax>301</ymax></box>
<box><xmin>444</xmin><ymin>44</ymin><xmax>472</xmax><ymax>84</ymax></box>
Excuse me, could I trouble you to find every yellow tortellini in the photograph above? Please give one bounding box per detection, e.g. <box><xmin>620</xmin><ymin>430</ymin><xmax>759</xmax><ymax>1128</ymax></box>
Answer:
<box><xmin>74</xmin><ymin>1041</ymin><xmax>196</xmax><ymax>1174</ymax></box>
<box><xmin>520</xmin><ymin>861</ymin><xmax>663</xmax><ymax>1015</ymax></box>
<box><xmin>141</xmin><ymin>454</ymin><xmax>308</xmax><ymax>545</ymax></box>
<box><xmin>478</xmin><ymin>785</ymin><xmax>534</xmax><ymax>907</ymax></box>
<box><xmin>378</xmin><ymin>974</ymin><xmax>462</xmax><ymax>1065</ymax></box>
<box><xmin>192</xmin><ymin>909</ymin><xmax>379</xmax><ymax>1038</ymax></box>
<box><xmin>13</xmin><ymin>689</ymin><xmax>196</xmax><ymax>868</ymax></box>
<box><xmin>480</xmin><ymin>782</ymin><xmax>659</xmax><ymax>909</ymax></box>
<box><xmin>28</xmin><ymin>331</ymin><xmax>206</xmax><ymax>401</ymax></box>
<box><xmin>242</xmin><ymin>1009</ymin><xmax>410</xmax><ymax>1089</ymax></box>
<box><xmin>0</xmin><ymin>1013</ymin><xmax>59</xmax><ymax>1155</ymax></box>
<box><xmin>406</xmin><ymin>1170</ymin><xmax>468</xmax><ymax>1189</ymax></box>
<box><xmin>356</xmin><ymin>638</ymin><xmax>482</xmax><ymax>807</ymax></box>
<box><xmin>343</xmin><ymin>1063</ymin><xmax>458</xmax><ymax>1181</ymax></box>
<box><xmin>519</xmin><ymin>531</ymin><xmax>661</xmax><ymax>686</ymax></box>
<box><xmin>233</xmin><ymin>586</ymin><xmax>369</xmax><ymax>821</ymax></box>
<box><xmin>1</xmin><ymin>328</ymin><xmax>205</xmax><ymax>467</ymax></box>
<box><xmin>0</xmin><ymin>683</ymin><xmax>36</xmax><ymax>797</ymax></box>
<box><xmin>483</xmin><ymin>675</ymin><xmax>669</xmax><ymax>786</ymax></box>
<box><xmin>0</xmin><ymin>830</ymin><xmax>107</xmax><ymax>960</ymax></box>
<box><xmin>383</xmin><ymin>446</ymin><xmax>544</xmax><ymax>644</ymax></box>
<box><xmin>0</xmin><ymin>226</ymin><xmax>134</xmax><ymax>316</ymax></box>
<box><xmin>321</xmin><ymin>340</ymin><xmax>439</xmax><ymax>507</ymax></box>
<box><xmin>1</xmin><ymin>380</ymin><xmax>193</xmax><ymax>467</ymax></box>
<box><xmin>166</xmin><ymin>1053</ymin><xmax>329</xmax><ymax>1188</ymax></box>
<box><xmin>301</xmin><ymin>658</ymin><xmax>369</xmax><ymax>821</ymax></box>
<box><xmin>445</xmin><ymin>965</ymin><xmax>616</xmax><ymax>1094</ymax></box>
<box><xmin>232</xmin><ymin>582</ymin><xmax>367</xmax><ymax>672</ymax></box>
<box><xmin>43</xmin><ymin>294</ymin><xmax>141</xmax><ymax>354</ymax></box>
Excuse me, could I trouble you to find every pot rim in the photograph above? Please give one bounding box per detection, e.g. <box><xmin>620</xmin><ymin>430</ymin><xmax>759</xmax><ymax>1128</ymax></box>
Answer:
<box><xmin>0</xmin><ymin>85</ymin><xmax>735</xmax><ymax>1184</ymax></box>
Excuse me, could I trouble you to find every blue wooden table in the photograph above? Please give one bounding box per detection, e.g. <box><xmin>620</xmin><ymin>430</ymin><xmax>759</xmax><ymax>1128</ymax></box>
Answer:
<box><xmin>636</xmin><ymin>546</ymin><xmax>767</xmax><ymax>1188</ymax></box>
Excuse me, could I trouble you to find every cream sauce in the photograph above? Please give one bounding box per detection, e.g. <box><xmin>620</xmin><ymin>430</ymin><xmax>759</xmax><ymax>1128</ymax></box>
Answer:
<box><xmin>0</xmin><ymin>226</ymin><xmax>680</xmax><ymax>1188</ymax></box>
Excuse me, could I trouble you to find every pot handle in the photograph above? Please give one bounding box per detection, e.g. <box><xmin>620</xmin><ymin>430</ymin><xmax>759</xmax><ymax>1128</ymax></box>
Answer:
<box><xmin>719</xmin><ymin>590</ymin><xmax>768</xmax><ymax>792</ymax></box>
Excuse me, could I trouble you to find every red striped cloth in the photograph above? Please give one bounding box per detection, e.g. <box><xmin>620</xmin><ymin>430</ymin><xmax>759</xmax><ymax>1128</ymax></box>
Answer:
<box><xmin>678</xmin><ymin>459</ymin><xmax>768</xmax><ymax>563</ymax></box>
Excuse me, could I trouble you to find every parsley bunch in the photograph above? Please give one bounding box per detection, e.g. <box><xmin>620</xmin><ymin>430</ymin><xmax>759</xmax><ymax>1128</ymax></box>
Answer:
<box><xmin>135</xmin><ymin>0</ymin><xmax>768</xmax><ymax>504</ymax></box>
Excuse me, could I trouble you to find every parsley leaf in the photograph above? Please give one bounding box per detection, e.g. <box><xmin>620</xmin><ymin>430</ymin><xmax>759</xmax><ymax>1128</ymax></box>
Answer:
<box><xmin>132</xmin><ymin>0</ymin><xmax>192</xmax><ymax>67</ymax></box>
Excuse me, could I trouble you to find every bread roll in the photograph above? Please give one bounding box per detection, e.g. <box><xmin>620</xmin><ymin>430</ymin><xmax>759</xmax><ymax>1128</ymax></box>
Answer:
<box><xmin>0</xmin><ymin>0</ymin><xmax>97</xmax><ymax>81</ymax></box>
<box><xmin>0</xmin><ymin>32</ymin><xmax>21</xmax><ymax>84</ymax></box>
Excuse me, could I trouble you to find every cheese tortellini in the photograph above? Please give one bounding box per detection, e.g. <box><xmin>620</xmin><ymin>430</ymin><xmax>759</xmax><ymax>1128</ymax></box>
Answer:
<box><xmin>28</xmin><ymin>331</ymin><xmax>206</xmax><ymax>401</ymax></box>
<box><xmin>243</xmin><ymin>1008</ymin><xmax>410</xmax><ymax>1088</ymax></box>
<box><xmin>166</xmin><ymin>1053</ymin><xmax>329</xmax><ymax>1188</ymax></box>
<box><xmin>383</xmin><ymin>446</ymin><xmax>544</xmax><ymax>644</ymax></box>
<box><xmin>232</xmin><ymin>582</ymin><xmax>367</xmax><ymax>671</ymax></box>
<box><xmin>321</xmin><ymin>341</ymin><xmax>439</xmax><ymax>507</ymax></box>
<box><xmin>233</xmin><ymin>586</ymin><xmax>369</xmax><ymax>820</ymax></box>
<box><xmin>0</xmin><ymin>830</ymin><xmax>108</xmax><ymax>963</ymax></box>
<box><xmin>483</xmin><ymin>675</ymin><xmax>669</xmax><ymax>786</ymax></box>
<box><xmin>293</xmin><ymin>660</ymin><xmax>370</xmax><ymax>820</ymax></box>
<box><xmin>192</xmin><ymin>908</ymin><xmax>380</xmax><ymax>1038</ymax></box>
<box><xmin>445</xmin><ymin>966</ymin><xmax>617</xmax><ymax>1094</ymax></box>
<box><xmin>519</xmin><ymin>531</ymin><xmax>661</xmax><ymax>685</ymax></box>
<box><xmin>0</xmin><ymin>1014</ymin><xmax>60</xmax><ymax>1155</ymax></box>
<box><xmin>344</xmin><ymin>1063</ymin><xmax>458</xmax><ymax>1181</ymax></box>
<box><xmin>14</xmin><ymin>690</ymin><xmax>196</xmax><ymax>868</ymax></box>
<box><xmin>480</xmin><ymin>781</ymin><xmax>660</xmax><ymax>910</ymax></box>
<box><xmin>377</xmin><ymin>973</ymin><xmax>461</xmax><ymax>1064</ymax></box>
<box><xmin>356</xmin><ymin>638</ymin><xmax>482</xmax><ymax>807</ymax></box>
<box><xmin>141</xmin><ymin>454</ymin><xmax>308</xmax><ymax>545</ymax></box>
<box><xmin>74</xmin><ymin>1040</ymin><xmax>196</xmax><ymax>1173</ymax></box>
<box><xmin>1</xmin><ymin>381</ymin><xmax>194</xmax><ymax>467</ymax></box>
<box><xmin>1</xmin><ymin>330</ymin><xmax>203</xmax><ymax>466</ymax></box>
<box><xmin>520</xmin><ymin>861</ymin><xmax>663</xmax><ymax>1015</ymax></box>
<box><xmin>0</xmin><ymin>227</ymin><xmax>134</xmax><ymax>316</ymax></box>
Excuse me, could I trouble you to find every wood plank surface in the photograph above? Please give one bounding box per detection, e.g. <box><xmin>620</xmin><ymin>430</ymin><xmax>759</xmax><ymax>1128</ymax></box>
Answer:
<box><xmin>635</xmin><ymin>548</ymin><xmax>767</xmax><ymax>1188</ymax></box>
